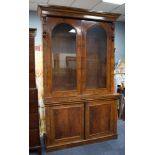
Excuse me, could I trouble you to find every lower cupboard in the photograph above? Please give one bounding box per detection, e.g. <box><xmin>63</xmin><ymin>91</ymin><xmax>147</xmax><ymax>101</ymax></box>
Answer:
<box><xmin>44</xmin><ymin>97</ymin><xmax>118</xmax><ymax>151</ymax></box>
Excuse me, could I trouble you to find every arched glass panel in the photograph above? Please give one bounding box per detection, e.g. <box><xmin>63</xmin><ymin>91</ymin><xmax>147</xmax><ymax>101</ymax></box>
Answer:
<box><xmin>52</xmin><ymin>24</ymin><xmax>77</xmax><ymax>91</ymax></box>
<box><xmin>86</xmin><ymin>26</ymin><xmax>107</xmax><ymax>89</ymax></box>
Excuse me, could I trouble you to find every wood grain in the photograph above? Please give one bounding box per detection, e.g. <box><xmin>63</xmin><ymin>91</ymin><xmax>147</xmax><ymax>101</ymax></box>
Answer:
<box><xmin>38</xmin><ymin>6</ymin><xmax>121</xmax><ymax>152</ymax></box>
<box><xmin>38</xmin><ymin>5</ymin><xmax>120</xmax><ymax>22</ymax></box>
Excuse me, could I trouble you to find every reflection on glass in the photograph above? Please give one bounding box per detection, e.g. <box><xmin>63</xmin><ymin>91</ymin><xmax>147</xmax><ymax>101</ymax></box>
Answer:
<box><xmin>52</xmin><ymin>24</ymin><xmax>77</xmax><ymax>91</ymax></box>
<box><xmin>86</xmin><ymin>26</ymin><xmax>107</xmax><ymax>89</ymax></box>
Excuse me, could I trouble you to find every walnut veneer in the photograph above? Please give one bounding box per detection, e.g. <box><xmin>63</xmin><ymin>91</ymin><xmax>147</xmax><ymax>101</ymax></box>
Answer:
<box><xmin>38</xmin><ymin>5</ymin><xmax>120</xmax><ymax>152</ymax></box>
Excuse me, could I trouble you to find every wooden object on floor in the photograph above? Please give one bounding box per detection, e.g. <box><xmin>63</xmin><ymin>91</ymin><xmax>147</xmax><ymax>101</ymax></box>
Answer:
<box><xmin>38</xmin><ymin>5</ymin><xmax>121</xmax><ymax>152</ymax></box>
<box><xmin>29</xmin><ymin>28</ymin><xmax>41</xmax><ymax>154</ymax></box>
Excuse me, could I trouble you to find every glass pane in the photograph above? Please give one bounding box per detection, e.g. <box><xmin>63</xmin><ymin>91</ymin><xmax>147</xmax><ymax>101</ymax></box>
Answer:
<box><xmin>52</xmin><ymin>24</ymin><xmax>77</xmax><ymax>91</ymax></box>
<box><xmin>86</xmin><ymin>26</ymin><xmax>107</xmax><ymax>89</ymax></box>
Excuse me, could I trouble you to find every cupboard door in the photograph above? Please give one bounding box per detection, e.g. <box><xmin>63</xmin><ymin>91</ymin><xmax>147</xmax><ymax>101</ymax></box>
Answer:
<box><xmin>85</xmin><ymin>100</ymin><xmax>117</xmax><ymax>139</ymax></box>
<box><xmin>46</xmin><ymin>103</ymin><xmax>84</xmax><ymax>145</ymax></box>
<box><xmin>81</xmin><ymin>21</ymin><xmax>113</xmax><ymax>94</ymax></box>
<box><xmin>43</xmin><ymin>18</ymin><xmax>82</xmax><ymax>97</ymax></box>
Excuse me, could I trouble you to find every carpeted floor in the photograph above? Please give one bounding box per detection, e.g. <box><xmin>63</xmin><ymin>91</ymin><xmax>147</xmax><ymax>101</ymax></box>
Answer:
<box><xmin>30</xmin><ymin>120</ymin><xmax>125</xmax><ymax>155</ymax></box>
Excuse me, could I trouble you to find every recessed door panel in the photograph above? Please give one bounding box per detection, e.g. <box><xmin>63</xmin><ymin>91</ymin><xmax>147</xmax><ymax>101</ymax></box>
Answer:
<box><xmin>89</xmin><ymin>104</ymin><xmax>111</xmax><ymax>134</ymax></box>
<box><xmin>85</xmin><ymin>100</ymin><xmax>116</xmax><ymax>139</ymax></box>
<box><xmin>46</xmin><ymin>103</ymin><xmax>84</xmax><ymax>145</ymax></box>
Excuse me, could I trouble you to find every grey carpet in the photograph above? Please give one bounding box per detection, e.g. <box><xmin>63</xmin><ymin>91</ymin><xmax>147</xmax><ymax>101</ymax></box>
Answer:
<box><xmin>30</xmin><ymin>120</ymin><xmax>125</xmax><ymax>155</ymax></box>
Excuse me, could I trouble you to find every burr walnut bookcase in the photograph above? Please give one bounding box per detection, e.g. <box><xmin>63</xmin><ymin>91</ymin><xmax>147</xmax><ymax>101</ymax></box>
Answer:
<box><xmin>38</xmin><ymin>5</ymin><xmax>120</xmax><ymax>151</ymax></box>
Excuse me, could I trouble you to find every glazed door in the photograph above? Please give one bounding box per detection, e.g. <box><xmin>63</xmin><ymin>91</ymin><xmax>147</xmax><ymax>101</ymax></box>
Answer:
<box><xmin>43</xmin><ymin>18</ymin><xmax>82</xmax><ymax>97</ymax></box>
<box><xmin>81</xmin><ymin>20</ymin><xmax>113</xmax><ymax>95</ymax></box>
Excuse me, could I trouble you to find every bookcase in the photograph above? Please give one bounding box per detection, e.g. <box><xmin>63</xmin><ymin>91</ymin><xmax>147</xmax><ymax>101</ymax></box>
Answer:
<box><xmin>38</xmin><ymin>5</ymin><xmax>120</xmax><ymax>151</ymax></box>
